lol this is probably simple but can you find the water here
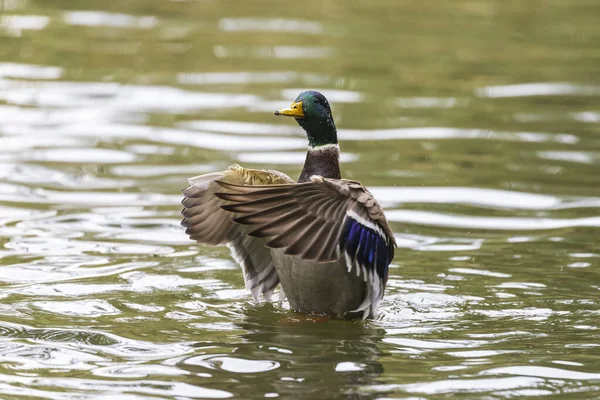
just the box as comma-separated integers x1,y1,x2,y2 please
0,0,599,398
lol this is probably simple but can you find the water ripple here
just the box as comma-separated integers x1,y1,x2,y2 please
371,186,599,210
219,18,323,34
392,376,545,395
0,373,232,398
476,82,600,98
63,11,157,29
1,1,599,398
482,366,600,380
387,210,600,230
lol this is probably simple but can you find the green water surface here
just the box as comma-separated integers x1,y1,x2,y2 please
0,0,599,398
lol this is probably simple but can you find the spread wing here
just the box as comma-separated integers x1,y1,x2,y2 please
181,164,294,300
216,175,396,316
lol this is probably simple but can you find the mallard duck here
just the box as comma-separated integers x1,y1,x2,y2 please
181,91,395,319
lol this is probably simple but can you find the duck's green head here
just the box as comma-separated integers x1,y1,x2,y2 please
275,91,337,148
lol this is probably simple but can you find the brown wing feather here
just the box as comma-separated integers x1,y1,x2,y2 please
215,175,396,263
181,164,294,300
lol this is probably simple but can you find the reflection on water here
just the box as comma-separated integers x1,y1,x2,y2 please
0,0,599,398
181,310,386,398
476,83,600,98
63,11,157,29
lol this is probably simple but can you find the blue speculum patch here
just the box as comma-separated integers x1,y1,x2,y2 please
340,216,392,281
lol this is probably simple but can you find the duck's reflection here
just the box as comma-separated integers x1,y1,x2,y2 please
183,305,386,399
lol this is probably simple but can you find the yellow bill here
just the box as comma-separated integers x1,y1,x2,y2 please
275,101,304,118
